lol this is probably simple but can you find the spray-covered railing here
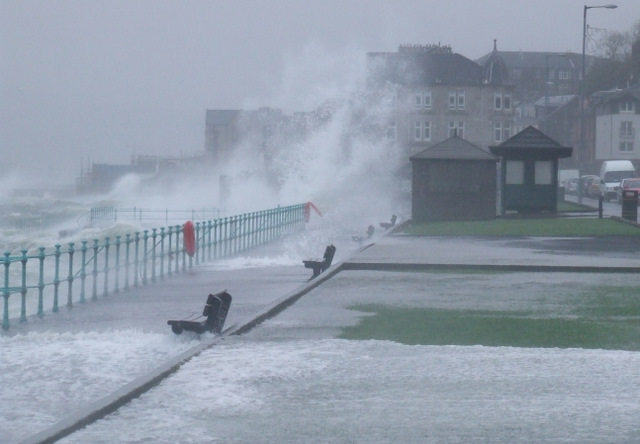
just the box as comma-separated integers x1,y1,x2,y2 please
1,203,306,329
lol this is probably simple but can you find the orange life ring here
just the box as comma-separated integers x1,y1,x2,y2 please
183,221,196,257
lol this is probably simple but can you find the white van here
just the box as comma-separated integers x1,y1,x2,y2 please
600,160,637,201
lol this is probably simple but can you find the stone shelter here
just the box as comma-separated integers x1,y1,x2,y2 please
410,134,499,222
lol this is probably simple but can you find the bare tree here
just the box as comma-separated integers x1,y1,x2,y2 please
596,30,630,61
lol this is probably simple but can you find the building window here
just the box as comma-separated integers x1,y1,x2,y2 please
506,160,524,185
415,90,431,110
423,121,431,141
560,70,570,80
620,100,635,112
503,121,512,141
535,161,553,185
457,91,465,110
620,121,634,139
494,122,502,142
620,141,634,152
449,90,464,110
413,121,431,141
386,121,397,140
449,121,464,138
503,93,512,110
494,92,502,110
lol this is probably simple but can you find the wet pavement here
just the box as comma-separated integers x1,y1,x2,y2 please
346,234,640,270
8,231,640,444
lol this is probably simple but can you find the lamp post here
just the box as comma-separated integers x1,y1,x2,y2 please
579,3,617,203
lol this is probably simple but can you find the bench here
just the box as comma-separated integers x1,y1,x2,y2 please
303,244,336,279
167,290,232,335
380,214,397,230
352,225,375,243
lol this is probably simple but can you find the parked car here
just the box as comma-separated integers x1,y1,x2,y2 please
584,176,602,199
580,175,599,198
616,178,640,204
564,177,579,195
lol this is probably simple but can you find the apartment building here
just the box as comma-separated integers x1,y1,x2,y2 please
593,83,640,163
366,42,516,159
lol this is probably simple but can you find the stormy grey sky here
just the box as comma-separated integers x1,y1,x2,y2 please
1,0,639,186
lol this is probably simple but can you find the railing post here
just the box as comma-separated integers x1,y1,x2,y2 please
67,243,75,307
103,236,110,296
124,234,131,291
114,235,121,293
223,217,229,258
38,247,46,315
178,224,185,272
213,220,219,260
3,251,10,330
232,216,237,255
174,224,180,274
159,228,165,280
207,220,213,262
142,230,149,285
79,241,87,303
151,228,157,282
194,222,201,266
53,244,61,312
167,226,173,277
241,214,247,252
91,239,99,301
251,212,257,249
19,249,28,322
134,232,140,287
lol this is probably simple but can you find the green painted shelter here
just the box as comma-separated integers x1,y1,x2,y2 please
490,126,572,214
410,134,499,221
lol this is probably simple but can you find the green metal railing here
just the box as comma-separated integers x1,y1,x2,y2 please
1,203,305,329
87,207,224,227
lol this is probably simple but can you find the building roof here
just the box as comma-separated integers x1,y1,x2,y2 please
533,94,577,107
592,83,640,103
476,50,586,71
489,126,573,158
205,109,241,126
367,44,486,87
410,134,499,161
483,40,510,85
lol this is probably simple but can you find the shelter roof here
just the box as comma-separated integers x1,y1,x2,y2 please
410,135,498,161
489,126,572,158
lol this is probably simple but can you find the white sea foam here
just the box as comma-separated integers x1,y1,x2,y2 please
0,329,199,443
58,339,640,443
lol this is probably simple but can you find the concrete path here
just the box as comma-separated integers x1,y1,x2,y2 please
344,234,640,272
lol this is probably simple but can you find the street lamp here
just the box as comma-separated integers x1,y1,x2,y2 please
578,3,617,203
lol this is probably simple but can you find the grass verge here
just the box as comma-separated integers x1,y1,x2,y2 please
339,304,640,350
339,284,640,350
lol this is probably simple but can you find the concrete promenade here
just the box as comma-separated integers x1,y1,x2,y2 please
345,233,640,272
16,230,640,444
